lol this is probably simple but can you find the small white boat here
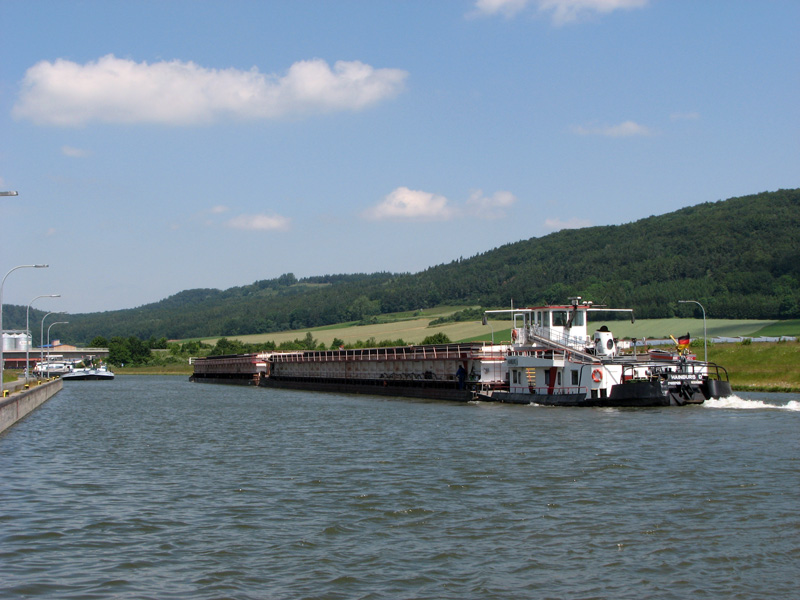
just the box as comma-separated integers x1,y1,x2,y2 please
61,364,115,381
34,356,81,376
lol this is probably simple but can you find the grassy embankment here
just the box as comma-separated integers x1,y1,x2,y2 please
704,342,800,392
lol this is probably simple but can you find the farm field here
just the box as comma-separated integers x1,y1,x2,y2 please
197,313,786,348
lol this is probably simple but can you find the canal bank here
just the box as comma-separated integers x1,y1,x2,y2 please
0,378,62,434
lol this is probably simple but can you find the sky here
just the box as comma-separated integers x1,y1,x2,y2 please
1,0,798,314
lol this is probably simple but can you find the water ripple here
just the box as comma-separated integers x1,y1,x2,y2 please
0,378,798,598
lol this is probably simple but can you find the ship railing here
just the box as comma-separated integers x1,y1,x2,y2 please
618,359,729,382
704,362,730,381
513,326,596,363
527,385,588,396
268,343,486,364
528,325,588,350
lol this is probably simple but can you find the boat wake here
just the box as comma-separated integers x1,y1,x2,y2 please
703,396,800,411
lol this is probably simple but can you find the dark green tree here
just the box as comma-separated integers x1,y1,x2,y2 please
421,332,452,345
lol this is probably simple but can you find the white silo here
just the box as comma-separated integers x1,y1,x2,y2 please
1,333,16,351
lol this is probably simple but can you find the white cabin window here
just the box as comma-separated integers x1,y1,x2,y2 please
553,311,568,327
571,370,579,385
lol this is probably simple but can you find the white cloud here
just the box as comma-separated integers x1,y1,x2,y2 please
13,54,408,127
226,213,291,231
571,120,653,137
61,145,89,157
471,0,531,18
364,187,519,222
465,189,517,218
544,216,592,231
210,205,230,214
471,0,648,24
363,187,454,221
539,0,648,24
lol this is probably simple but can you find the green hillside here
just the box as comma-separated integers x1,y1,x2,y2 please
7,188,800,345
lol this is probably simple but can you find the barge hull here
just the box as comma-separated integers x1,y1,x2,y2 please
190,374,258,386
260,376,474,402
480,390,677,407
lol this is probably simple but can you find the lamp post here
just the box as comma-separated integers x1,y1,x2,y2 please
482,313,495,344
26,294,60,382
40,312,56,372
47,321,69,362
1,264,49,396
678,300,707,362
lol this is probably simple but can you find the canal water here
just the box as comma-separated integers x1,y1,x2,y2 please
1,377,798,599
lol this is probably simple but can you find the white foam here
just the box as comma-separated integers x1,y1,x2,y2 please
703,396,800,411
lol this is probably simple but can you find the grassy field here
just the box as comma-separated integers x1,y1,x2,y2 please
112,364,194,376
196,315,785,348
706,341,800,392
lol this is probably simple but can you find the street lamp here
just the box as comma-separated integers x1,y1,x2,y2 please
678,300,707,362
40,312,56,371
482,313,495,344
47,321,69,362
26,294,60,382
1,264,49,396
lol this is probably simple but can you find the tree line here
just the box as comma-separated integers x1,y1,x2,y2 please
9,188,800,345
98,332,454,367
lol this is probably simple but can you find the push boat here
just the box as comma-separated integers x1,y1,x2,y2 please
190,298,732,406
473,299,731,406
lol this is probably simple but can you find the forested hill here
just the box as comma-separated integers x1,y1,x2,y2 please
11,188,799,344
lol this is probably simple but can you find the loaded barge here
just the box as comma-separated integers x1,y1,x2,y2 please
190,298,732,407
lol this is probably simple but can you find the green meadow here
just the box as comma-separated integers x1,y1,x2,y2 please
197,313,790,349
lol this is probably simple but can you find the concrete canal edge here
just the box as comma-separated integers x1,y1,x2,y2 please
0,379,63,435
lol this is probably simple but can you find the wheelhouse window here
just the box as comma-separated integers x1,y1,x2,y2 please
552,311,568,327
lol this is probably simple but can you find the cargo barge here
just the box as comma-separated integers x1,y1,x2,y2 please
190,343,492,401
190,297,732,406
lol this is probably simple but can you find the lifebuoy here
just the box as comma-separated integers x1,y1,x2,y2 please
592,369,603,383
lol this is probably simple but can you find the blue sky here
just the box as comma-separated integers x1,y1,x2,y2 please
1,0,798,314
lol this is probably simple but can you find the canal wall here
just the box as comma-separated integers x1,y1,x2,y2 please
0,379,63,434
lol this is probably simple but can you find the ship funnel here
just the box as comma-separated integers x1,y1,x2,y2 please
593,329,617,357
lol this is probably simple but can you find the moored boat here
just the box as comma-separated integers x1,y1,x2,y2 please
61,362,115,381
34,356,80,377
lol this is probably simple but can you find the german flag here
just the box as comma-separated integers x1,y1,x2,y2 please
670,333,691,353
677,333,690,351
